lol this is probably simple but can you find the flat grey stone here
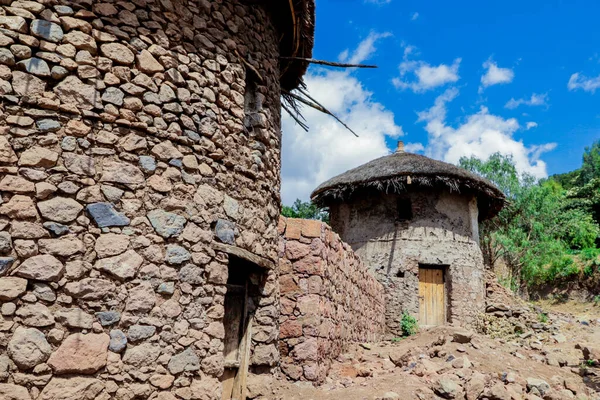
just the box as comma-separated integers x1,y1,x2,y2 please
43,222,70,237
17,57,51,77
169,159,183,168
86,203,130,228
0,232,12,254
184,130,200,142
139,155,156,172
165,244,191,265
31,282,56,302
31,20,64,42
36,119,61,132
215,219,236,245
51,65,68,80
167,348,200,374
127,325,156,342
61,136,77,151
95,311,120,326
101,87,124,106
0,48,15,66
157,282,175,295
147,209,186,238
54,5,74,15
0,257,14,276
109,329,127,353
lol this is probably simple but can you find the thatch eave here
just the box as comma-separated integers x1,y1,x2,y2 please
310,152,506,220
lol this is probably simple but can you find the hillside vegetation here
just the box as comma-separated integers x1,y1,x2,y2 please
461,141,600,292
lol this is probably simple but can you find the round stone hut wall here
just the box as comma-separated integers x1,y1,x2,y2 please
329,189,486,336
0,0,282,398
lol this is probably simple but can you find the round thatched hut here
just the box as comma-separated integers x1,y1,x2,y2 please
0,0,313,398
311,143,505,335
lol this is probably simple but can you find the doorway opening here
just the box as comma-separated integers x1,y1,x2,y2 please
418,264,448,327
221,255,262,400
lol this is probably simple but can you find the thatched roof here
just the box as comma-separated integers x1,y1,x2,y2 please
273,0,316,91
311,147,506,220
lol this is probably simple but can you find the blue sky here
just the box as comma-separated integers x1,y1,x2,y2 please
280,0,600,204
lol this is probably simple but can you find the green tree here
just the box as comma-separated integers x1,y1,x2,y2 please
282,199,329,223
580,140,600,185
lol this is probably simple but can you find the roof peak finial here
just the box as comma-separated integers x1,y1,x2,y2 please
396,140,405,153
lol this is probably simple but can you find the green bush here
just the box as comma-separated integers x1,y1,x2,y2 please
545,255,579,282
400,311,418,337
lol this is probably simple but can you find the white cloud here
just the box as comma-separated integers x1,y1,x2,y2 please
340,32,391,65
568,72,600,93
411,12,419,21
404,142,425,153
281,37,403,204
417,88,555,179
393,57,461,93
525,122,538,130
504,93,549,109
479,58,514,92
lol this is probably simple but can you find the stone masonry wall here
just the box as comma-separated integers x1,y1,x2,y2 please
330,190,486,336
278,217,385,384
0,0,283,399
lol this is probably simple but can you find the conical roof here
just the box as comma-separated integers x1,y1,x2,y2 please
310,144,505,220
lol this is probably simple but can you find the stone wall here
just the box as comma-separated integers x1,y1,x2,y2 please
278,217,385,384
0,0,283,398
329,190,486,336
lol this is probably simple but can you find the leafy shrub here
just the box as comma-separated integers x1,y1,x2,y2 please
400,311,418,337
545,255,579,282
538,312,548,323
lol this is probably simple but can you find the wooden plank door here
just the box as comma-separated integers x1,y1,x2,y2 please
418,268,445,326
222,283,248,400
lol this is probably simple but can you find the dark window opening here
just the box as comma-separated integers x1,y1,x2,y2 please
243,74,262,130
397,197,413,221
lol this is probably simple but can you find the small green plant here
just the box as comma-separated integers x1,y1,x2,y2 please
593,295,600,306
538,312,549,324
400,311,418,337
391,337,403,343
586,359,595,367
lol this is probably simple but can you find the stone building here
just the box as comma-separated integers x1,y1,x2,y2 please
0,0,313,399
311,143,505,336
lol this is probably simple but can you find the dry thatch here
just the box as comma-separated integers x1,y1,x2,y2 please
274,0,316,91
311,151,506,220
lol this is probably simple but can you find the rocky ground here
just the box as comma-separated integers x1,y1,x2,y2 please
252,278,600,400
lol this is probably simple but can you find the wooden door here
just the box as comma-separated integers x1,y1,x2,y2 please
221,283,251,400
418,267,445,326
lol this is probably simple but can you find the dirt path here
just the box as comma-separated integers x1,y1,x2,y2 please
260,303,600,400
